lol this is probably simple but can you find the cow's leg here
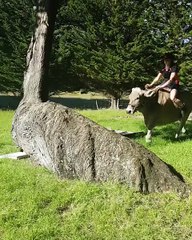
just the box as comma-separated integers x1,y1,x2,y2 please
145,129,152,143
181,127,186,134
175,113,190,139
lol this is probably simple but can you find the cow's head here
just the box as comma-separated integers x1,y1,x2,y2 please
126,87,145,114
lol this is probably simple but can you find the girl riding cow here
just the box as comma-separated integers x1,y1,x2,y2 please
145,53,185,110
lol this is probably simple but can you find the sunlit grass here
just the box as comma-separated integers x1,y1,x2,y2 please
0,110,18,154
80,109,145,132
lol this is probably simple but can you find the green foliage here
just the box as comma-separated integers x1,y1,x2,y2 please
1,110,192,239
55,0,192,96
0,0,35,94
0,0,191,95
56,0,156,98
180,60,192,88
145,0,192,86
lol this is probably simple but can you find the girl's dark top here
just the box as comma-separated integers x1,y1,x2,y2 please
160,65,180,89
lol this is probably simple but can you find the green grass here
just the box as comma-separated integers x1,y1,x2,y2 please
1,109,192,240
80,109,145,132
0,110,18,154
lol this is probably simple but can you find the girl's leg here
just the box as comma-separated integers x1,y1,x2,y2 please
170,89,177,101
170,89,184,108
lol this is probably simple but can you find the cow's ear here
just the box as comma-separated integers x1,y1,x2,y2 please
132,87,142,94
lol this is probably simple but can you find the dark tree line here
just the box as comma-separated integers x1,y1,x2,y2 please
0,0,35,95
0,0,191,104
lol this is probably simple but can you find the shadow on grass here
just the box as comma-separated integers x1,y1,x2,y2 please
118,131,145,139
148,121,192,142
123,120,192,143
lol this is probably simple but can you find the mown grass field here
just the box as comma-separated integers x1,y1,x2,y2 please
1,109,192,240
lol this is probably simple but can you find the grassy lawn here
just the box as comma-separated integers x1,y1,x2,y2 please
1,109,192,240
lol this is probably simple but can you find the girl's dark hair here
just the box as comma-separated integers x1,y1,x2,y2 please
163,53,175,61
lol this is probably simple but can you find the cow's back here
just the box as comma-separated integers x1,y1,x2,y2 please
144,90,181,128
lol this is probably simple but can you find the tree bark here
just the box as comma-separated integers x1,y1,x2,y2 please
12,0,189,194
23,0,58,103
110,97,120,109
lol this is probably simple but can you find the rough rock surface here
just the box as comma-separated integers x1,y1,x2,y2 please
12,100,188,194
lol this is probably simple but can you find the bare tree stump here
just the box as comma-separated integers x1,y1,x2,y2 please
12,0,189,194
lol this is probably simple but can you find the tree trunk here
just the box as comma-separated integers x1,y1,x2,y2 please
110,97,120,109
23,0,58,103
12,0,189,194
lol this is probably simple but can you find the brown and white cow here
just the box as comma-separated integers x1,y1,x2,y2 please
126,87,192,142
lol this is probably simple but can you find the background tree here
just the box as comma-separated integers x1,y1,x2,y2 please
145,0,192,87
0,0,35,94
54,0,192,106
0,0,191,97
56,0,157,108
